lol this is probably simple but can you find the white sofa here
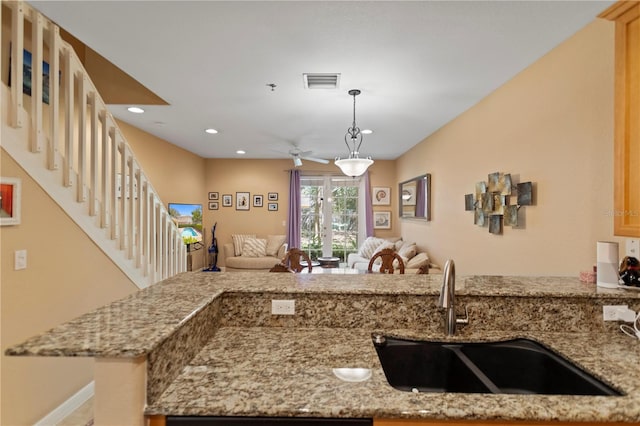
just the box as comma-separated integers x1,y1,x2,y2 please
223,234,288,271
347,236,440,273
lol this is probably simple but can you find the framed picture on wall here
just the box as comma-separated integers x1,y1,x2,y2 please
208,192,219,200
373,211,391,229
268,192,278,201
253,194,263,207
222,194,232,207
268,203,278,211
236,192,250,210
208,202,219,210
0,177,21,226
372,187,390,205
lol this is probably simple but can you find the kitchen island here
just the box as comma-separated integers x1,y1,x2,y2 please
6,272,640,425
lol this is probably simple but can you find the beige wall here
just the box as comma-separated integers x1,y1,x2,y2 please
0,152,137,425
397,19,624,275
204,159,397,266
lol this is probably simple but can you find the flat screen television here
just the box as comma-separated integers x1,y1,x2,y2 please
168,203,203,245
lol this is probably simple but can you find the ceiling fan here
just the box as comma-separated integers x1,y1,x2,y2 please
285,148,329,167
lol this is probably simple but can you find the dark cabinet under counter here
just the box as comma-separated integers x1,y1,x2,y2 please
167,417,372,425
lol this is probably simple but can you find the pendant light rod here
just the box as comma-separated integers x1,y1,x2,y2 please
345,89,363,156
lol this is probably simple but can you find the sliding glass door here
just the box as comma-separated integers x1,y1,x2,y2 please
300,175,360,264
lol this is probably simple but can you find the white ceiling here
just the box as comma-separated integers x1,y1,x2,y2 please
31,1,613,162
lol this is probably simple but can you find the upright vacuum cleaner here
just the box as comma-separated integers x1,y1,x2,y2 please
203,222,221,272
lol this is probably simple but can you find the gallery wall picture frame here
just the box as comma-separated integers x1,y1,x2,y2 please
268,192,278,201
208,202,219,210
236,192,250,210
373,211,391,229
208,192,219,201
0,177,22,226
372,187,391,205
253,195,264,207
8,46,54,104
222,194,232,207
268,203,278,211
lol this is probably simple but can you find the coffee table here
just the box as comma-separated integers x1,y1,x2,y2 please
317,257,340,268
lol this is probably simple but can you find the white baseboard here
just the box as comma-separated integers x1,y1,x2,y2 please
33,381,94,426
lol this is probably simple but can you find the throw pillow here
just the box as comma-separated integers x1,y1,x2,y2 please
232,234,256,256
385,236,402,244
407,252,429,269
393,255,409,269
358,237,386,258
398,243,417,260
241,238,267,257
265,235,286,257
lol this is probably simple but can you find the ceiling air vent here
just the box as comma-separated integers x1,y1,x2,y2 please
303,73,341,89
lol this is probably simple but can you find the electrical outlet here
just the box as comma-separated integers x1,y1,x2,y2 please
603,305,628,321
271,299,295,315
626,239,639,258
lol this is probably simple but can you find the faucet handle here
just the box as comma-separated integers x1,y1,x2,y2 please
456,305,469,327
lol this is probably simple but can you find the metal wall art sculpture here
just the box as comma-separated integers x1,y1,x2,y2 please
464,172,534,235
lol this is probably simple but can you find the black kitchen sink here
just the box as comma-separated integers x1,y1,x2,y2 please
371,336,491,393
372,335,623,396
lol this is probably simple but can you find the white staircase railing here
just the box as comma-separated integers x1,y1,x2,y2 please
1,0,187,288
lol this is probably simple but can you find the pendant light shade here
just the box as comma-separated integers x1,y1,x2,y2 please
334,89,374,177
335,157,374,177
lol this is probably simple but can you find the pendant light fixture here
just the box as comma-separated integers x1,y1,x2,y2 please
335,89,374,177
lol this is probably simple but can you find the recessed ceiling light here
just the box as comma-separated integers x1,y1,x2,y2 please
361,129,373,135
127,106,144,114
236,150,246,155
205,128,218,134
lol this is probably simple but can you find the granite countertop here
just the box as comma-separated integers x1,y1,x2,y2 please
6,272,640,422
147,326,640,422
6,272,640,358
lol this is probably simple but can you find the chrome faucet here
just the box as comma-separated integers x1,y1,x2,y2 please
438,259,467,335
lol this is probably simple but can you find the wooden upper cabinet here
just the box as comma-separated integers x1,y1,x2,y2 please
600,1,640,237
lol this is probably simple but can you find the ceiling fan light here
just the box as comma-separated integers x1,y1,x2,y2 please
293,156,303,167
335,158,374,177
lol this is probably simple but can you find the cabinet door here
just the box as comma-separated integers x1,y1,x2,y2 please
601,1,640,237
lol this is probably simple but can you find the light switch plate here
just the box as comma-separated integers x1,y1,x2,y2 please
14,249,27,270
626,239,639,258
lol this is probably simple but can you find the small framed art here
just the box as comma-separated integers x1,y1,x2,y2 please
268,203,278,211
0,177,21,226
222,194,232,207
236,192,250,210
208,192,219,201
373,211,391,229
372,187,390,205
268,192,278,201
253,194,263,207
208,201,219,210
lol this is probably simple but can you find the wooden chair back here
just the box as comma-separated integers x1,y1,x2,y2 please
417,263,429,274
367,248,405,274
280,248,312,273
269,263,293,273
